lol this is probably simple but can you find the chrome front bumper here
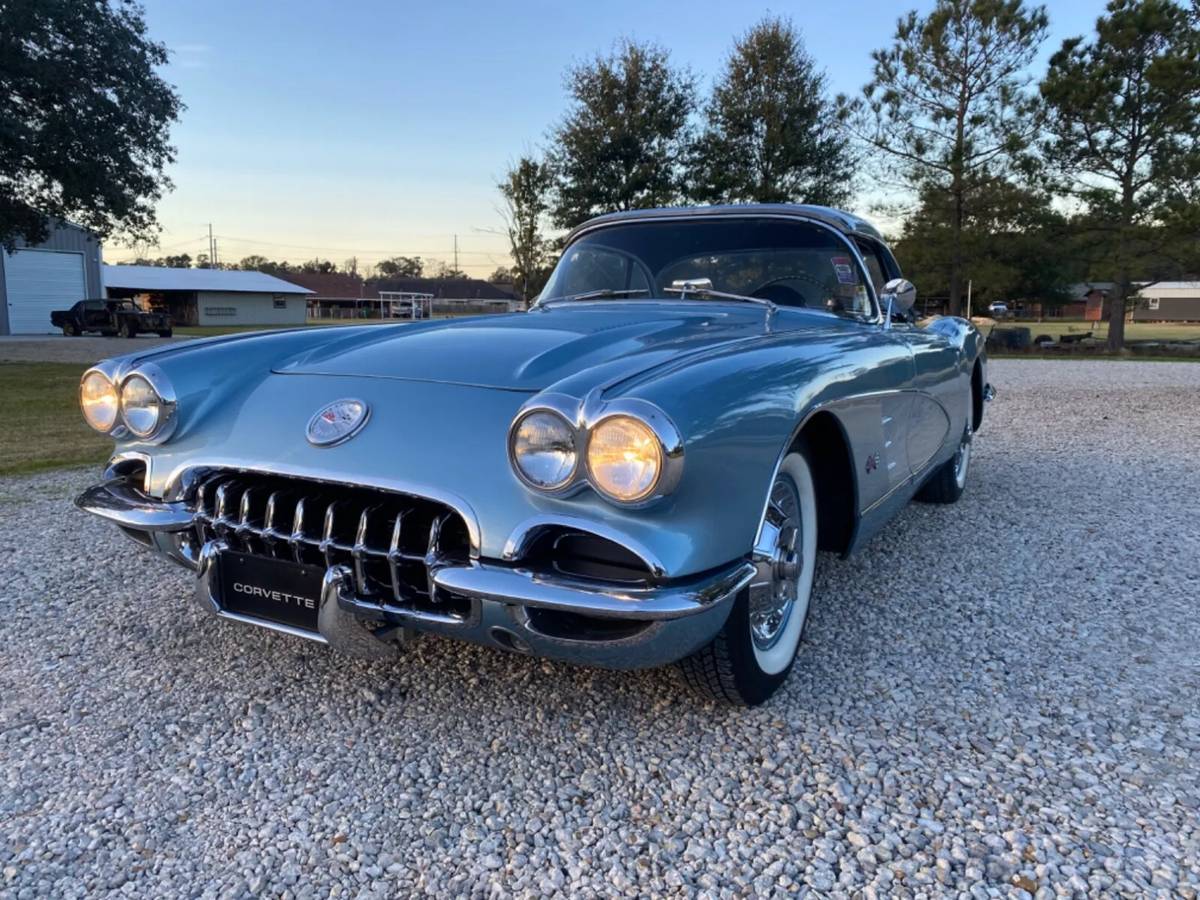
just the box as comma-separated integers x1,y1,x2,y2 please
76,477,750,668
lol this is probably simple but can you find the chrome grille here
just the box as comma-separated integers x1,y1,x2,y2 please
186,471,472,620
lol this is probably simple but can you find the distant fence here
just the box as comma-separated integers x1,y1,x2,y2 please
308,297,521,320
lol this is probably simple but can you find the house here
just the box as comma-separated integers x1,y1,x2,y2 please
283,271,369,319
103,265,313,326
368,276,517,315
0,221,104,334
1132,283,1200,322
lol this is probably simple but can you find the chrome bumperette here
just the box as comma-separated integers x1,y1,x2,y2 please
433,560,754,622
75,478,194,532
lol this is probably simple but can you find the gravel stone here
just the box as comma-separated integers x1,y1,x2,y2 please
2,359,1199,897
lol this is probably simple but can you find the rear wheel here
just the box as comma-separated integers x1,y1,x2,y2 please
679,449,819,706
62,321,78,336
118,319,135,338
157,329,173,338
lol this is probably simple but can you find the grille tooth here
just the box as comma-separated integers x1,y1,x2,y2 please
189,471,471,620
290,496,309,564
352,505,381,597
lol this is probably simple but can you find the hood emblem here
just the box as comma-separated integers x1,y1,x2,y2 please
306,399,370,447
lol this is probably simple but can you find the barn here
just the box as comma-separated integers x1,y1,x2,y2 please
0,221,103,335
103,265,313,326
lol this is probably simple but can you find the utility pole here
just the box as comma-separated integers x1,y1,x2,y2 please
453,234,459,275
207,223,214,268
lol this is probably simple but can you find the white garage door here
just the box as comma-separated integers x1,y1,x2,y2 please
4,249,87,334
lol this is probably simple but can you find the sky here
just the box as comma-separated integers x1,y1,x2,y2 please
113,0,1112,276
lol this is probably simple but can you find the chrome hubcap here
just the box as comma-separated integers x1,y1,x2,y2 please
749,475,802,650
954,427,972,488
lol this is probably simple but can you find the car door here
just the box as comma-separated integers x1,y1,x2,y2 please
82,300,107,330
855,237,960,476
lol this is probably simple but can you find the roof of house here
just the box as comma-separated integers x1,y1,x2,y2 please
284,271,367,299
103,264,312,294
368,276,515,300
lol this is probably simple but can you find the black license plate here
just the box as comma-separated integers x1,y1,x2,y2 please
218,551,325,632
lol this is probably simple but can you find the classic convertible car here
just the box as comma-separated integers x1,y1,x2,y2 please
76,205,990,705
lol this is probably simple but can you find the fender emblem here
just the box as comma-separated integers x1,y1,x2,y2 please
307,398,370,447
865,453,879,474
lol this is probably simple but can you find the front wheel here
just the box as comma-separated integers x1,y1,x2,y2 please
117,320,135,338
61,322,78,336
679,449,819,706
915,425,971,504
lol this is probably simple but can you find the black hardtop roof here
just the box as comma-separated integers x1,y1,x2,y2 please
566,204,884,244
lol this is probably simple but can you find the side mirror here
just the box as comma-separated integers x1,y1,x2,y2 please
880,278,916,326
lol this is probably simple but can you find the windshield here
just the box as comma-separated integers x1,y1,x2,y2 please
541,218,877,318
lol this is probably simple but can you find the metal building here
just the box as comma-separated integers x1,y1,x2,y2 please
0,221,104,335
103,265,313,326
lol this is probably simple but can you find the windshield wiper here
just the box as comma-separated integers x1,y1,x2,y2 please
662,278,775,311
549,288,650,303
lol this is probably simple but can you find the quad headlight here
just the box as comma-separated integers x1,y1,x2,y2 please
508,401,683,505
79,364,177,442
80,370,120,433
586,415,663,503
509,410,578,490
120,374,164,438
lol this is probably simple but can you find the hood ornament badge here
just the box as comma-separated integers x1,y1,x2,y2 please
306,398,370,447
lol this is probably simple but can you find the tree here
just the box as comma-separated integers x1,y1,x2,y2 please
549,40,697,229
499,156,554,302
375,256,424,278
1040,0,1200,350
298,258,337,274
892,178,1072,311
489,266,515,283
690,18,855,206
430,261,468,279
0,0,182,250
839,0,1049,315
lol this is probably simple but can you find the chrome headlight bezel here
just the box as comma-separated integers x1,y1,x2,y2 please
79,367,121,434
507,396,684,508
507,406,580,493
118,362,178,442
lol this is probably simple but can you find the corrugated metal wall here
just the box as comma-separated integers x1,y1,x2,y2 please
0,221,103,335
195,292,308,325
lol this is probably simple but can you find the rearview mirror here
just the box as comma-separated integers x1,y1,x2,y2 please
880,278,916,326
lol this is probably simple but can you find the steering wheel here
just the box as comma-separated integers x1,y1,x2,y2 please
751,273,828,308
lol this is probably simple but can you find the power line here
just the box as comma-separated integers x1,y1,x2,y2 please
210,233,504,256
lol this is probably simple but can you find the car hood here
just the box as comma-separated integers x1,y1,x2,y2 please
274,303,788,391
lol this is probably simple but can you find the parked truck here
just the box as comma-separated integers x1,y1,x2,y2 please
51,299,173,337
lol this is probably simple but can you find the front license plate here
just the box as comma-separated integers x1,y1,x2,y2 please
218,551,325,632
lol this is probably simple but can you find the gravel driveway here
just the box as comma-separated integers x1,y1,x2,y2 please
2,359,1198,898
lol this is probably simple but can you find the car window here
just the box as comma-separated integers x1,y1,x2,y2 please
853,238,889,294
542,219,876,319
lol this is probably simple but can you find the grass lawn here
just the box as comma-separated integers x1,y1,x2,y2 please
2,362,110,477
992,320,1200,342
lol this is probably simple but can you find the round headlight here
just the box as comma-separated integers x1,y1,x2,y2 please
587,415,663,502
120,374,163,438
80,370,119,433
510,410,577,490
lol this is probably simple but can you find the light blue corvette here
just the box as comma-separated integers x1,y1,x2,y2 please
76,205,991,705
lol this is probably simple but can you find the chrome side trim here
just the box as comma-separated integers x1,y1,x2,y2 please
433,559,754,621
